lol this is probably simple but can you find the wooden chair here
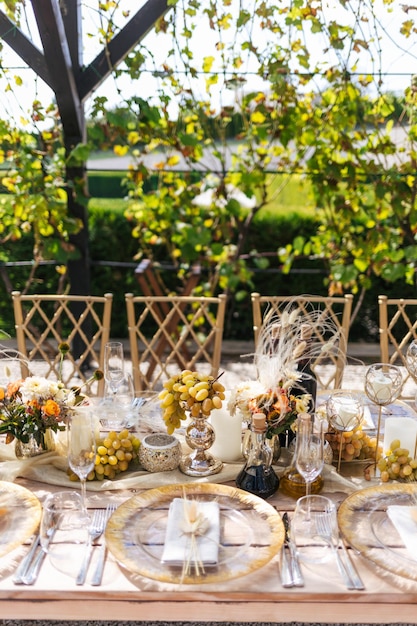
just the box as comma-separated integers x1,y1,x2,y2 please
251,293,354,390
378,295,417,398
11,291,113,395
126,293,227,391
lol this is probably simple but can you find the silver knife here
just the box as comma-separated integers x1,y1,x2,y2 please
282,512,304,587
13,534,41,585
280,542,294,587
21,527,55,585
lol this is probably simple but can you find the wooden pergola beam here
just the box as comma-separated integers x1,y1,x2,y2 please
31,0,84,142
0,11,51,87
78,0,171,101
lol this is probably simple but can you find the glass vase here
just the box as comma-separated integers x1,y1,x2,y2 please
15,429,56,459
179,412,223,476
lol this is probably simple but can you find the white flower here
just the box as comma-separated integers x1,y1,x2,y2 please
228,380,266,418
20,376,52,400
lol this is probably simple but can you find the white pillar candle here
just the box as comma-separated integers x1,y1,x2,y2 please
383,417,417,456
210,407,243,463
332,398,359,431
371,374,393,403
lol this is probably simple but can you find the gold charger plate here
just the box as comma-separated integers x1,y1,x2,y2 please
0,481,42,558
338,483,417,582
105,482,284,585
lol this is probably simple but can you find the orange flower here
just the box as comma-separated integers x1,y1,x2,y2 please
272,390,290,414
42,399,61,417
6,379,23,397
0,387,4,401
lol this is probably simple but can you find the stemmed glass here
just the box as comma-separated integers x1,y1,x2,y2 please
405,340,417,406
364,363,403,470
294,414,324,497
67,408,97,514
104,341,125,394
326,391,364,473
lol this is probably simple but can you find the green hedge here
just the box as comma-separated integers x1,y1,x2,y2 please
1,205,415,341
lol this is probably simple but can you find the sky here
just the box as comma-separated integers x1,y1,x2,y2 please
0,0,416,129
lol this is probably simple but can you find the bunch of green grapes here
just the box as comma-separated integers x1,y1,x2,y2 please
158,369,226,434
378,439,417,482
325,425,379,462
68,429,140,482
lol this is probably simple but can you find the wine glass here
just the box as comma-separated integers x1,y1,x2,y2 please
405,340,417,406
364,363,403,470
101,372,135,430
326,391,364,472
67,408,97,513
406,340,417,379
294,414,324,497
40,491,89,579
104,341,125,394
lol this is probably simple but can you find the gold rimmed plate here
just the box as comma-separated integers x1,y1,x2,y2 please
339,483,417,581
0,481,42,558
105,482,284,584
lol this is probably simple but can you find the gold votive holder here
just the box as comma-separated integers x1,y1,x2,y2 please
139,433,182,472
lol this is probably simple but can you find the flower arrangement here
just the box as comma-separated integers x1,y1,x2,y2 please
0,342,103,447
228,379,310,438
0,376,79,446
228,303,342,439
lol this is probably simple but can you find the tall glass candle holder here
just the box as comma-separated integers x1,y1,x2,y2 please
326,391,364,472
364,363,403,470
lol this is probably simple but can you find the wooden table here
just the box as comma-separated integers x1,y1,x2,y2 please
0,474,416,625
0,394,416,624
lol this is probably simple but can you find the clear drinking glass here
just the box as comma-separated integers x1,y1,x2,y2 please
40,491,89,578
292,494,337,564
67,408,96,513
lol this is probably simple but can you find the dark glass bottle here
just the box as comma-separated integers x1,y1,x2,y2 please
236,413,279,499
293,323,317,412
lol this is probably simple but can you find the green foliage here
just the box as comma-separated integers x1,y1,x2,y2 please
0,0,417,315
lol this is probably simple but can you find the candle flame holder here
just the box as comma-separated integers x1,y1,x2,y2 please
326,391,364,473
364,363,403,471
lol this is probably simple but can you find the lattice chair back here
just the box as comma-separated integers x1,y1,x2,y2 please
378,295,417,399
125,293,227,391
251,293,354,390
11,291,113,395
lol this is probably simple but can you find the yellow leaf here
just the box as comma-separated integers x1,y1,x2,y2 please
251,111,266,124
14,75,23,86
127,131,140,145
114,145,129,156
202,56,215,72
167,155,180,167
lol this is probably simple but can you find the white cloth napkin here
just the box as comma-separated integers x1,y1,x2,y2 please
387,505,417,561
161,498,220,567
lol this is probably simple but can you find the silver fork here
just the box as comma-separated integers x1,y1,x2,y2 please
76,508,107,586
315,513,360,590
90,504,116,586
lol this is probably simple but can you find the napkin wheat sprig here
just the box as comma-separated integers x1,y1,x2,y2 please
179,488,211,578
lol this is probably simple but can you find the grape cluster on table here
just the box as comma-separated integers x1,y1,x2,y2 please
377,439,417,482
158,369,226,434
68,429,140,482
